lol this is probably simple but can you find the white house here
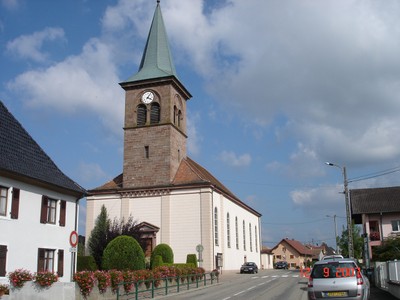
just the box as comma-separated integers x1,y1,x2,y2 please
0,101,86,284
86,2,262,271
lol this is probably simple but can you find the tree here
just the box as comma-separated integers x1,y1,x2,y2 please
87,205,110,269
102,235,145,270
372,236,400,261
337,223,364,259
107,216,144,250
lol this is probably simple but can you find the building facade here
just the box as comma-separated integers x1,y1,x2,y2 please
351,186,400,262
86,2,262,271
0,101,85,284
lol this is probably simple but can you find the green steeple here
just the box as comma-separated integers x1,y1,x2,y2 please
123,1,178,83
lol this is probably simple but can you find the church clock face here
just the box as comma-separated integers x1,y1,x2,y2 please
141,91,154,104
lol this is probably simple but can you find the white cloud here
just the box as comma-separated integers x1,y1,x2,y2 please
187,111,202,157
8,38,124,135
6,27,65,62
219,150,252,167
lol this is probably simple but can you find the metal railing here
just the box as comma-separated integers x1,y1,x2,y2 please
116,272,219,300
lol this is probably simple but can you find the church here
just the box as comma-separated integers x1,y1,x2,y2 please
85,1,262,271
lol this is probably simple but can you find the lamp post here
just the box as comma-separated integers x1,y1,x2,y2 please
326,214,338,254
326,162,354,258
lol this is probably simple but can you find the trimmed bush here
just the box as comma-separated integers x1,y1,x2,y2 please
186,254,198,268
102,235,145,270
77,256,98,271
152,255,163,269
150,244,173,269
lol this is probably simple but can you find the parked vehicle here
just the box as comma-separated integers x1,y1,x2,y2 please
275,261,289,269
240,262,258,274
307,258,370,300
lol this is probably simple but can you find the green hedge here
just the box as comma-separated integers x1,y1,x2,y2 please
150,244,173,268
102,235,145,270
186,254,198,268
77,256,97,271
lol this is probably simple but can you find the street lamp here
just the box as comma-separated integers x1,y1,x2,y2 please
325,162,354,258
326,214,338,254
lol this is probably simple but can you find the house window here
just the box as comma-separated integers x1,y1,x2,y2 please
249,223,253,252
0,186,8,216
40,196,57,224
255,226,258,253
235,217,239,249
243,220,246,251
137,104,147,126
150,103,160,124
290,255,294,259
227,213,231,248
214,207,219,246
145,146,149,159
37,248,55,272
0,245,7,276
391,220,400,232
276,255,282,260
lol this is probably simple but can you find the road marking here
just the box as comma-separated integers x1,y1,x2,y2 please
233,290,245,296
262,275,269,278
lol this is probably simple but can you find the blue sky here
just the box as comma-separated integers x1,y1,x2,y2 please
2,0,400,249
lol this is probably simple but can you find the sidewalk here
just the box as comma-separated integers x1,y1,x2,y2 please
370,286,399,300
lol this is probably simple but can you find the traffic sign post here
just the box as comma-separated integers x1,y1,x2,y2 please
69,231,78,281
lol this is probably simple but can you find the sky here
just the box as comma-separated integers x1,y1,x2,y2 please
2,0,400,250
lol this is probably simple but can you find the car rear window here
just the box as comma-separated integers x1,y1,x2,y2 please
311,262,359,279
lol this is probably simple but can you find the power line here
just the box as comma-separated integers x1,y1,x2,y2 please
349,165,400,183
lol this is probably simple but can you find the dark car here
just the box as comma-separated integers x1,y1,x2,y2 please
240,262,258,274
275,261,289,269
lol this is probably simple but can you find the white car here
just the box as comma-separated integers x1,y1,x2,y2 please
308,259,370,300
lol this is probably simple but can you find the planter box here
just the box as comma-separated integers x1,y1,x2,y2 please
9,282,75,300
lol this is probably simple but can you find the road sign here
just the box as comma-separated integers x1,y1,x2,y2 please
69,231,78,247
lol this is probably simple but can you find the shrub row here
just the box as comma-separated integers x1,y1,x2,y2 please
73,266,206,297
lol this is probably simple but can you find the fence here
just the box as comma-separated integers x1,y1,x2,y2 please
116,272,219,300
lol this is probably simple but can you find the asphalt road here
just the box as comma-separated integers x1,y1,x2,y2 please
156,269,398,300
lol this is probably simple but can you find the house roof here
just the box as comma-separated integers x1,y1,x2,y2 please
122,2,177,84
89,157,261,217
271,238,314,256
350,186,400,214
0,101,86,197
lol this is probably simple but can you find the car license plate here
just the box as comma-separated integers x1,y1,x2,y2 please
324,291,348,297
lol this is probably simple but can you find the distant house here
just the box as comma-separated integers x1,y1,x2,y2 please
305,242,336,261
0,101,85,283
351,186,400,261
271,238,313,268
260,247,274,269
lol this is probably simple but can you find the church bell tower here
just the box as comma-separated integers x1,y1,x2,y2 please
120,1,192,189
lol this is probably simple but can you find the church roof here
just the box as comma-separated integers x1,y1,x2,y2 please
89,157,261,217
123,2,177,83
0,101,86,197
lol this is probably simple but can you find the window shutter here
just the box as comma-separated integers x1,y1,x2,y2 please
59,200,66,227
150,103,160,124
137,105,147,126
40,196,48,224
57,250,64,277
37,248,45,272
0,245,7,276
11,188,20,219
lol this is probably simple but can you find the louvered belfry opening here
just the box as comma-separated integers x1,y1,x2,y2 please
137,104,147,126
150,103,160,124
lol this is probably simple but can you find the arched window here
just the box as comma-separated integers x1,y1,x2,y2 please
177,110,181,127
150,103,160,124
214,207,219,246
243,220,246,251
137,104,147,126
173,106,177,124
227,213,231,248
235,217,239,249
255,226,258,253
249,223,253,252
